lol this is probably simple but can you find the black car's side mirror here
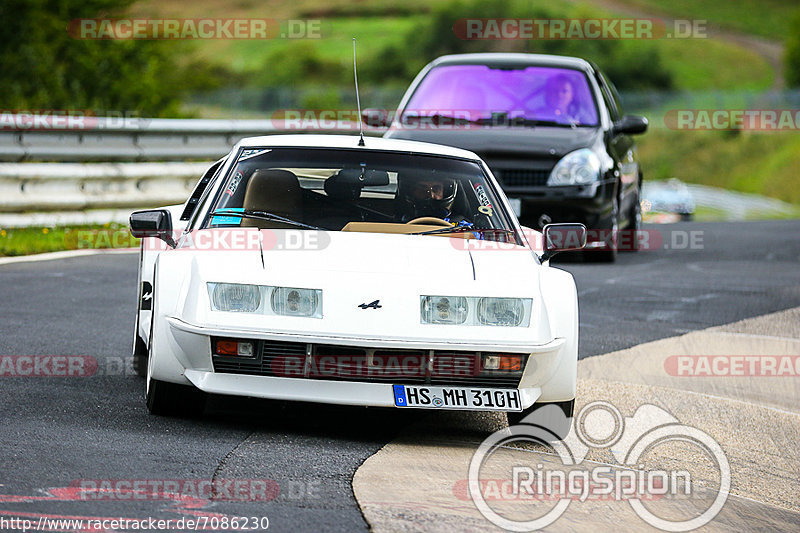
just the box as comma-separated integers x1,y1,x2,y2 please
613,115,648,135
540,223,587,262
130,209,176,247
362,108,389,128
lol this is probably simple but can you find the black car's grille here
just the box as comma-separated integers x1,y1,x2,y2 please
211,339,524,389
494,168,550,187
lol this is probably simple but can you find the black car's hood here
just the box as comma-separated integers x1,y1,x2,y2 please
385,125,602,158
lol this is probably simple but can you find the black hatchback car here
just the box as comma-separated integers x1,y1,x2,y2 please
377,53,648,261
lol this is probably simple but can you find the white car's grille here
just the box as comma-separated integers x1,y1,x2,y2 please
211,339,525,389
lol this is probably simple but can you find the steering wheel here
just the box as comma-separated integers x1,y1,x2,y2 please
407,217,452,227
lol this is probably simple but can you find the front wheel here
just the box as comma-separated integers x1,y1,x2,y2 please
506,399,575,441
132,333,148,378
622,193,642,252
146,377,207,417
145,282,207,417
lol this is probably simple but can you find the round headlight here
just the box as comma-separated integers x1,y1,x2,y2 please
421,296,468,324
477,297,524,327
548,148,601,186
211,283,261,312
271,287,321,317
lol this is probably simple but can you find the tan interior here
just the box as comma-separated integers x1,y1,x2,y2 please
340,222,473,239
241,169,302,228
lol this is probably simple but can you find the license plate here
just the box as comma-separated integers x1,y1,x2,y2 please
393,385,521,411
507,198,522,217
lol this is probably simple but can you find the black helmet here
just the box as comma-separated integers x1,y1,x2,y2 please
397,173,458,221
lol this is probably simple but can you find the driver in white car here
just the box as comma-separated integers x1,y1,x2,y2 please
395,174,467,225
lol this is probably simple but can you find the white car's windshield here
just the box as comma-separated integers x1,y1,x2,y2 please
204,147,519,243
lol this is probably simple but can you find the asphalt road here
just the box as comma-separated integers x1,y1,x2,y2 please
0,220,798,531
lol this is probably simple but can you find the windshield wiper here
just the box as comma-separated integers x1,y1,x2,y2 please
481,117,581,129
411,224,515,237
403,113,480,126
211,209,327,230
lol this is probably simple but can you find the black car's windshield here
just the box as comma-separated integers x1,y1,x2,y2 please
204,147,519,244
403,64,599,127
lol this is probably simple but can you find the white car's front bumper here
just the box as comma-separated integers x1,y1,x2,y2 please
151,317,567,411
184,370,543,410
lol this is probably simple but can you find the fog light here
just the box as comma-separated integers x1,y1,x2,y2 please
482,354,522,372
215,338,254,357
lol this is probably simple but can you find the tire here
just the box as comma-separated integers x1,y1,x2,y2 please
622,193,642,253
144,278,207,417
506,399,575,441
146,377,207,418
132,332,148,378
588,199,618,263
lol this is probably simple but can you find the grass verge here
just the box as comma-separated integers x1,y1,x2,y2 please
612,0,797,40
638,128,800,205
0,224,139,257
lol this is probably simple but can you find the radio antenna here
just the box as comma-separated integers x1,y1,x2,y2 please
353,38,365,147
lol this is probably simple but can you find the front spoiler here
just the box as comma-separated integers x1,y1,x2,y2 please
184,369,543,410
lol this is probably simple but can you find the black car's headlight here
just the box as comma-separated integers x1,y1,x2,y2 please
548,148,601,185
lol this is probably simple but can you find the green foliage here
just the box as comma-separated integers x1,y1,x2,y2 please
0,224,137,257
615,0,797,41
252,41,347,87
785,11,800,87
0,0,235,116
359,0,674,91
638,128,800,205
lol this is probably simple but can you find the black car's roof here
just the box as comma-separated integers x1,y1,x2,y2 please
429,53,594,72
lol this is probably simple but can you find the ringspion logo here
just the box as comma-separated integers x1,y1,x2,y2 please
469,401,730,531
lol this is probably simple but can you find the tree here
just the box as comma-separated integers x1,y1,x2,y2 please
785,11,800,87
0,0,192,116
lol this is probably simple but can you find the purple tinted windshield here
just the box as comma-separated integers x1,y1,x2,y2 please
404,65,599,126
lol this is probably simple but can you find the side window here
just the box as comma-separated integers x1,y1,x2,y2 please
180,157,225,221
594,71,620,121
601,72,624,118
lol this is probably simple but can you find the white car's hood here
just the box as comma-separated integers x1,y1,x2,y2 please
171,229,551,345
261,230,477,279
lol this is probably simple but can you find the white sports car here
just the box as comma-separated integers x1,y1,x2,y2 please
130,134,585,433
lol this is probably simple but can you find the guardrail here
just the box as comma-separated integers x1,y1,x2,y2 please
0,114,382,162
0,162,210,213
0,114,385,226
